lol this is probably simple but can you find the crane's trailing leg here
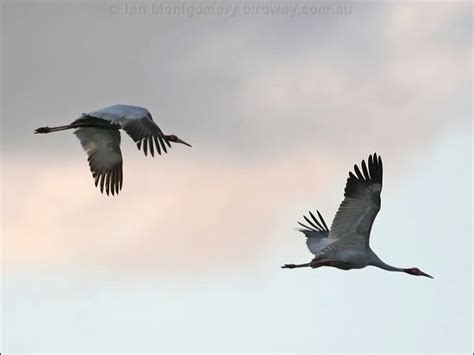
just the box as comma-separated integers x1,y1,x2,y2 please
35,125,76,134
281,259,333,269
281,262,311,269
282,259,352,270
35,117,116,134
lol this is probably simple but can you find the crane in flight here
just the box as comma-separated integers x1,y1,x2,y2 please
35,104,191,196
282,153,433,279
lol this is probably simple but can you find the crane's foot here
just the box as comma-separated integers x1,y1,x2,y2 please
281,262,311,269
34,127,51,134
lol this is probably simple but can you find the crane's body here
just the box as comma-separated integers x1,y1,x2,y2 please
282,153,433,279
89,105,152,121
316,242,371,269
35,104,191,196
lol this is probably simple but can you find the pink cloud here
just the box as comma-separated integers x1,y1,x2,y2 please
3,149,336,274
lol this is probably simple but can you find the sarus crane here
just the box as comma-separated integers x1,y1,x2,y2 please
35,104,191,195
282,153,433,279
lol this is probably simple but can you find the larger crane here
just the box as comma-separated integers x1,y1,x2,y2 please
282,153,433,279
35,104,191,195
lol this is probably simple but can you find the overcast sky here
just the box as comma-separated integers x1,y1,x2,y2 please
2,1,472,353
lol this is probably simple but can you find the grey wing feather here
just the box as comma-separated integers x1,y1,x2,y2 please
296,210,331,255
306,236,332,255
87,105,170,157
74,127,123,195
329,153,383,243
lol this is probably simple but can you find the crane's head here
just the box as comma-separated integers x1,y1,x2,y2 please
166,134,192,147
404,267,433,279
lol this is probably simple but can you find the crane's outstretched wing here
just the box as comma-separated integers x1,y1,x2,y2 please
296,210,331,255
74,127,123,196
328,153,383,244
87,105,170,157
121,115,170,157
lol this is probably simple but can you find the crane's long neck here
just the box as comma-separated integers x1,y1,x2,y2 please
369,252,405,273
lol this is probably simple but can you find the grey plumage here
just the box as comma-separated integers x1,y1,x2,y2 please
282,153,433,279
35,104,191,196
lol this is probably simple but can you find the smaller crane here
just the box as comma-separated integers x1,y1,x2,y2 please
282,153,433,279
35,104,191,195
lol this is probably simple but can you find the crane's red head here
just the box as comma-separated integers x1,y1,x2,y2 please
166,134,192,147
404,267,433,279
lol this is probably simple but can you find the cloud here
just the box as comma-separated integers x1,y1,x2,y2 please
3,2,470,160
3,148,337,273
2,2,471,274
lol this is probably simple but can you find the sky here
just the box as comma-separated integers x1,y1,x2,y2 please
1,1,472,353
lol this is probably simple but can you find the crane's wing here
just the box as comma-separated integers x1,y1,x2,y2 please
86,105,170,157
121,115,170,157
328,153,383,244
74,127,123,196
296,210,332,255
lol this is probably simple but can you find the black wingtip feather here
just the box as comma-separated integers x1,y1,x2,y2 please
303,215,319,230
105,172,111,196
297,221,313,231
149,137,155,157
91,166,124,196
317,210,329,230
143,138,148,156
344,153,383,199
154,136,162,155
99,173,105,194
159,137,168,154
297,210,330,233
308,211,325,230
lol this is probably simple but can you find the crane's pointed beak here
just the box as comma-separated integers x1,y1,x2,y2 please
176,138,192,147
421,271,434,279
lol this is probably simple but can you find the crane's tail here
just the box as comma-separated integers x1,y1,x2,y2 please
34,125,76,134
